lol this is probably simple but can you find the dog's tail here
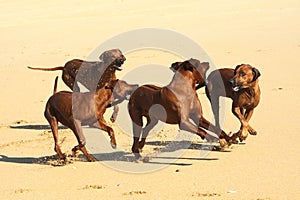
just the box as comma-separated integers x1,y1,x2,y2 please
53,76,58,94
27,66,64,71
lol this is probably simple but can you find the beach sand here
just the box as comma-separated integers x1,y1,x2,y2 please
0,0,300,199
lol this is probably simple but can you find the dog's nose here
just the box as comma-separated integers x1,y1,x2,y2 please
117,59,124,64
229,78,234,85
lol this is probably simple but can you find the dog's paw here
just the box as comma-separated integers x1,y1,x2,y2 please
248,127,257,135
219,139,228,148
87,155,97,162
57,153,67,160
110,143,117,149
110,117,116,123
232,139,239,144
133,153,143,163
143,156,150,163
110,137,117,149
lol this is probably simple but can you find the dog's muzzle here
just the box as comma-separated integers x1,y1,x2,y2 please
229,79,241,92
113,58,125,70
116,59,125,65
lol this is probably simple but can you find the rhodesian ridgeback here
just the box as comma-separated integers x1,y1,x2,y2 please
45,77,138,161
205,64,261,142
28,49,126,122
128,59,232,160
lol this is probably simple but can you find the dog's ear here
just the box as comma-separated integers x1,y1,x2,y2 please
170,62,181,72
200,62,210,72
183,62,194,72
252,68,261,81
99,51,107,61
234,64,243,75
105,85,113,90
105,79,119,90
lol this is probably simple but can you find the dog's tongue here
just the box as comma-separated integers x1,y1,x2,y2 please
232,86,240,92
117,65,123,70
125,94,131,100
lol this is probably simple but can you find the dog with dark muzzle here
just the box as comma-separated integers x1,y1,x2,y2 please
28,49,126,122
28,49,126,91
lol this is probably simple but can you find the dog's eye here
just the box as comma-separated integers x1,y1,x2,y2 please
239,72,246,77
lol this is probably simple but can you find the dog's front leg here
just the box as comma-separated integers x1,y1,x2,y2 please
179,119,208,140
110,105,119,123
231,106,249,142
244,108,257,135
72,119,97,162
92,118,117,149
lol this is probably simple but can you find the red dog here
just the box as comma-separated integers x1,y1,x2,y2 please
128,59,232,160
205,64,261,142
45,77,138,161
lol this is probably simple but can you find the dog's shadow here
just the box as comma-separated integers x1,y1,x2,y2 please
0,140,228,167
94,140,227,166
0,154,81,166
9,124,67,130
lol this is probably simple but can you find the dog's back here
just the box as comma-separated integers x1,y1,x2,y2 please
129,85,161,110
206,68,235,100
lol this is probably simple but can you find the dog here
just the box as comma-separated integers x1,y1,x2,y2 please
205,64,261,142
128,58,232,160
45,76,138,162
28,48,126,122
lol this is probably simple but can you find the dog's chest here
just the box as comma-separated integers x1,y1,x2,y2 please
238,90,259,109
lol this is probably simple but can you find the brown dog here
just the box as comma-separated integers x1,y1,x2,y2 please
28,49,126,122
28,49,126,91
128,59,232,160
205,64,261,142
45,77,138,161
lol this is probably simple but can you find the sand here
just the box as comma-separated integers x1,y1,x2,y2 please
0,0,300,199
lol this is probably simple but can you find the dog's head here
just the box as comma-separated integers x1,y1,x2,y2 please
230,64,261,92
99,49,126,71
171,58,210,87
105,79,139,100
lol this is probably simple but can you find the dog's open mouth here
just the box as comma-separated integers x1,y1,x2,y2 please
232,85,241,92
125,94,131,100
112,58,125,71
113,64,123,71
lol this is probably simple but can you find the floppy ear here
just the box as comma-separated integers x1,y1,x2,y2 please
104,79,119,90
183,62,194,72
200,62,210,72
252,68,261,81
234,64,243,75
99,51,107,61
105,85,114,90
170,62,182,71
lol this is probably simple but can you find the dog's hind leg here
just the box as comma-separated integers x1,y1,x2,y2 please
139,117,158,149
129,111,144,160
206,82,221,129
211,96,221,129
44,107,65,160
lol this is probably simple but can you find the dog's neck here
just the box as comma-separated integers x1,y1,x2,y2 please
96,66,117,89
167,70,197,93
240,80,260,100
